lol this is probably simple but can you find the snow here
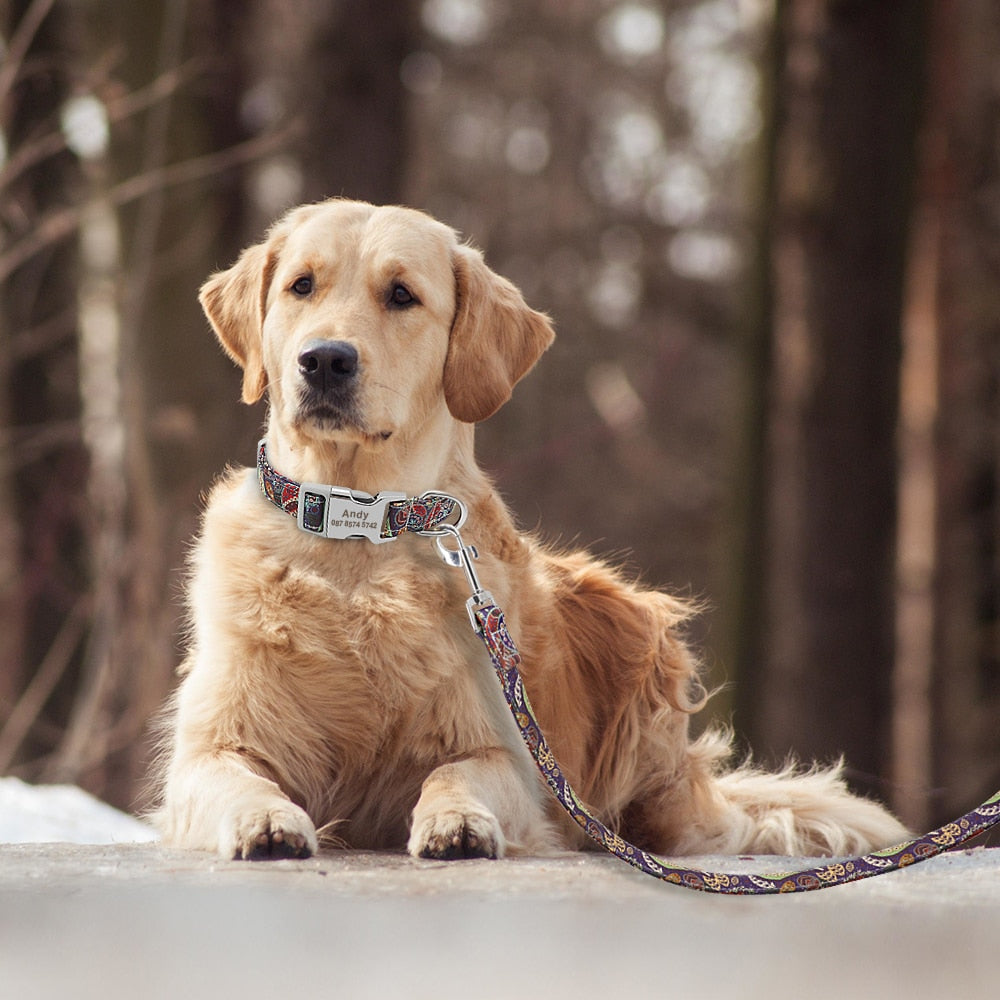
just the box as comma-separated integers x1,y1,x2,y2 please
0,776,159,845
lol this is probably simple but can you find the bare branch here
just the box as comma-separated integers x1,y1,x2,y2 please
0,0,57,103
105,59,202,124
7,304,76,361
0,596,89,774
0,420,80,469
0,123,299,283
0,59,203,193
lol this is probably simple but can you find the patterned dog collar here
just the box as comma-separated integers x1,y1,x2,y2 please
256,439,465,543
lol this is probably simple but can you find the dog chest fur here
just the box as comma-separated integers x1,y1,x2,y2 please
175,470,521,843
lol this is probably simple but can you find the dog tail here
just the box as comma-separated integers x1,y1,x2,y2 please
669,729,911,857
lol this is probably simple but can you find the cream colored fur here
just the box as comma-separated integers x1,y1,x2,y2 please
154,199,909,861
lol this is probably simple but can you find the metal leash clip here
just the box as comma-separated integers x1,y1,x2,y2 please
429,523,494,632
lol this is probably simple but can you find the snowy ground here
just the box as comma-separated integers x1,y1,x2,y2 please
0,776,158,845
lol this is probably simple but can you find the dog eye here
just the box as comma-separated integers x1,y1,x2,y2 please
290,276,313,297
388,283,418,308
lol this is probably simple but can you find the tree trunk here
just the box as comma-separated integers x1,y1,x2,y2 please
736,0,928,797
44,0,270,805
917,0,1000,825
298,0,414,206
0,0,87,767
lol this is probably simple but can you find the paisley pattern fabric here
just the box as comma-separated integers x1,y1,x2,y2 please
382,495,460,538
258,440,302,516
473,601,1000,895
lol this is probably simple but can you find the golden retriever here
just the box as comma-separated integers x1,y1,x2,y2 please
155,198,908,861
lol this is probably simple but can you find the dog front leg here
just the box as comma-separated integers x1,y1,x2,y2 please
162,750,318,861
408,747,554,859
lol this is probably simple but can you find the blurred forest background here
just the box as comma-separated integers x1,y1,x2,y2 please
1,0,997,835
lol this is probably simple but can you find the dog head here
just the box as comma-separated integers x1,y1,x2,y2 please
199,200,554,446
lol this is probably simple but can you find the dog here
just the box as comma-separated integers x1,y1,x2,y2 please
155,198,908,861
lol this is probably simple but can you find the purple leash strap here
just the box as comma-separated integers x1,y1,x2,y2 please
430,524,1000,894
255,446,1000,894
472,597,1000,894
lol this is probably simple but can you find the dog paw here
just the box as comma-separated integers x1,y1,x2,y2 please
408,807,504,860
225,802,318,861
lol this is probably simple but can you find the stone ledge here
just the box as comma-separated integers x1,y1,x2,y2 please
2,843,996,1000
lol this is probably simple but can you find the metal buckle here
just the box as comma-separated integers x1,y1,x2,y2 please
296,482,405,543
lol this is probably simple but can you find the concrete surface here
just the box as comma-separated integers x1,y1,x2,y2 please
1,843,997,999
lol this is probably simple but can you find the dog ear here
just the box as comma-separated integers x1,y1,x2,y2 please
444,244,555,424
199,241,279,405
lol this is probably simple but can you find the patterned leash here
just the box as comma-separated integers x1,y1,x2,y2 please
257,444,1000,894
435,524,1000,895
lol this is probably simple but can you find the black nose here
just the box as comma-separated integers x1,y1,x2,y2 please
298,340,359,391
